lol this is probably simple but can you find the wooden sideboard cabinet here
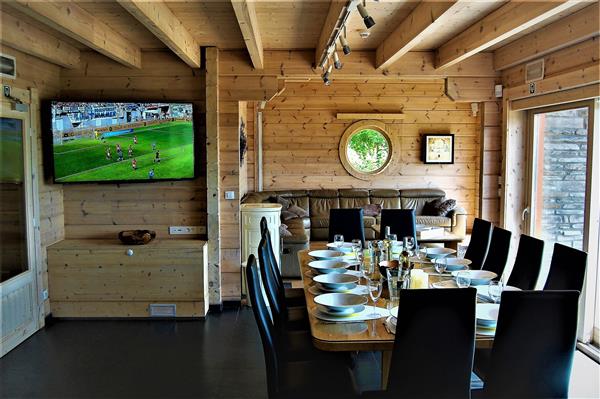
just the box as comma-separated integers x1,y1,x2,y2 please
47,239,208,318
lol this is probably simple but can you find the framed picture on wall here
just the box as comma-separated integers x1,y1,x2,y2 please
422,134,454,164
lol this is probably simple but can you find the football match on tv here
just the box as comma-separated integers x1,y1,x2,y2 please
51,102,195,183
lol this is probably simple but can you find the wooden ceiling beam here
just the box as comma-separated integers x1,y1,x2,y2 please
231,0,264,70
436,0,584,70
494,3,599,71
117,0,200,68
10,0,141,68
0,10,80,69
315,0,348,67
376,1,467,70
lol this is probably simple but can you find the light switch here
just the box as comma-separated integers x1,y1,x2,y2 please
225,191,236,200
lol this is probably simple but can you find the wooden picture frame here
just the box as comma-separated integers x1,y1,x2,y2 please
422,134,454,164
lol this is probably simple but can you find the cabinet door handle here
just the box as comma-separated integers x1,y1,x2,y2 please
521,207,530,221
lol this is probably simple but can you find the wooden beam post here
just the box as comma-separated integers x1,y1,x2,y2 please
11,0,141,68
436,0,583,70
0,10,80,69
314,0,348,67
117,0,201,68
494,3,600,71
376,1,466,70
205,47,221,304
231,0,264,70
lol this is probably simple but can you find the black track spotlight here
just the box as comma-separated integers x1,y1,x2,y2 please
340,35,351,55
322,64,333,86
357,3,375,29
333,51,343,70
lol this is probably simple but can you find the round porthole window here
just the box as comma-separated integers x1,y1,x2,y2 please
339,121,393,180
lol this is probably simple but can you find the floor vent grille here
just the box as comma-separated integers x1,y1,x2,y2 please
149,304,177,317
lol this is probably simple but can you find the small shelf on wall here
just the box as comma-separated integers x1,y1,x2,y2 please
336,113,405,121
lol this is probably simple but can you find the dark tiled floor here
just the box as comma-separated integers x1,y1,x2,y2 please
0,309,267,399
0,308,380,399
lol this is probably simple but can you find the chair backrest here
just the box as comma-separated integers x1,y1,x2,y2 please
464,218,493,270
328,208,365,246
387,288,476,399
379,208,417,243
257,236,287,330
544,243,588,292
507,235,544,290
484,290,580,399
245,255,279,398
260,217,285,296
481,226,512,277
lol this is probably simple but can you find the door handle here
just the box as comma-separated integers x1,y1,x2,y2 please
521,206,530,221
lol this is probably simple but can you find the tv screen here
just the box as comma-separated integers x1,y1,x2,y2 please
49,101,196,183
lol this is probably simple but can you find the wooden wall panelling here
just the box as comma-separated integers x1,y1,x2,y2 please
205,47,221,304
261,80,481,228
0,46,64,318
220,50,498,80
494,3,600,71
59,50,207,245
246,103,257,192
480,101,502,225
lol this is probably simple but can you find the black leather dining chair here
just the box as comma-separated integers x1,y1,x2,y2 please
464,218,493,270
259,217,305,308
544,243,588,292
481,227,512,277
328,208,365,247
506,234,544,290
378,208,417,243
246,255,356,399
257,235,308,331
367,288,477,399
476,290,579,399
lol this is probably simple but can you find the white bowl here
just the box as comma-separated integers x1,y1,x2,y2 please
308,260,351,274
317,304,365,316
308,250,345,260
476,303,500,327
444,257,472,271
313,273,358,291
314,293,368,312
452,270,497,286
420,247,456,259
326,242,354,253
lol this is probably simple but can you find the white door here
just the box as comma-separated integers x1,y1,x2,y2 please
0,100,39,357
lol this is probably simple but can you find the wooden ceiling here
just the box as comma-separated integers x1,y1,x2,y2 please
1,0,597,71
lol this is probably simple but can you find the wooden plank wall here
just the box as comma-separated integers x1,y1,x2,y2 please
260,80,482,227
0,46,63,316
59,51,207,241
480,101,502,225
218,97,241,301
246,102,257,192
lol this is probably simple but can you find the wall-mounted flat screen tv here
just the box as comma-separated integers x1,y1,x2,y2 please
49,101,196,183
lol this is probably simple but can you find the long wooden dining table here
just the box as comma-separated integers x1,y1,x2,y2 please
297,246,494,388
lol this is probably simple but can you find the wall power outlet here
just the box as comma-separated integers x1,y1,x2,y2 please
169,226,201,235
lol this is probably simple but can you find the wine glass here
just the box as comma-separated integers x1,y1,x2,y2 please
488,281,503,303
333,234,344,249
404,236,415,255
367,276,383,318
456,271,471,288
351,239,362,266
434,257,447,275
416,245,428,262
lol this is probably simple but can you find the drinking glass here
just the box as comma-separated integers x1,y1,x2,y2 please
367,277,383,318
456,271,471,288
333,234,344,248
351,239,363,266
488,281,503,303
434,257,447,275
404,236,415,255
416,245,428,262
386,268,400,312
457,245,467,259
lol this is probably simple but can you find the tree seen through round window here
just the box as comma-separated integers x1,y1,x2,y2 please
346,129,391,173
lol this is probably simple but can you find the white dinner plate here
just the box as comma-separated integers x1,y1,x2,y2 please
476,303,500,327
308,259,352,274
314,293,368,312
451,270,497,286
326,242,355,253
308,284,370,296
316,304,365,316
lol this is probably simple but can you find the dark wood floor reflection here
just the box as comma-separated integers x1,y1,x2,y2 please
0,307,380,398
